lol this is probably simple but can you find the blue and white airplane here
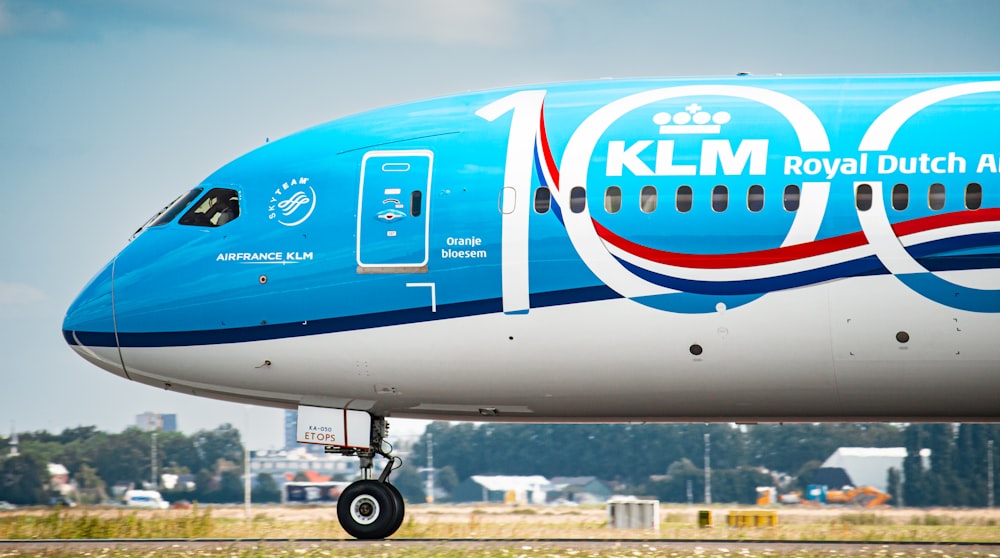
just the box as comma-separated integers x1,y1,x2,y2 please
64,74,1000,537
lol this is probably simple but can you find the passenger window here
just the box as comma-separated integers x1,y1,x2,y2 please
534,187,551,214
747,184,764,212
410,191,422,217
179,188,240,227
929,183,946,210
856,184,873,211
712,185,728,212
570,186,586,213
640,185,657,213
783,184,800,212
966,182,983,210
891,183,909,211
676,185,693,213
605,186,622,214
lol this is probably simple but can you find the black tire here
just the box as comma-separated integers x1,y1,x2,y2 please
336,480,399,539
385,482,406,535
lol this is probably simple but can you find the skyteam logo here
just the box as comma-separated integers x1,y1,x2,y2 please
268,177,316,227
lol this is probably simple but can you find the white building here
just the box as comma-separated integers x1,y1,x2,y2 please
455,475,552,504
821,447,930,491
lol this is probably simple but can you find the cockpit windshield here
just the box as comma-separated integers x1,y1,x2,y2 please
179,188,241,227
151,188,205,227
131,187,205,239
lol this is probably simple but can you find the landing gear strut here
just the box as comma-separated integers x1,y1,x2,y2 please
326,417,404,539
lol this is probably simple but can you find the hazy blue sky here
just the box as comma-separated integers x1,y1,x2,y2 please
1,0,998,450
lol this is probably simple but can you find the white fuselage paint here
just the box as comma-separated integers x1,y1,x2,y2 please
98,270,999,422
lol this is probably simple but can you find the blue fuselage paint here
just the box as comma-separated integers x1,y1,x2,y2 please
62,74,1000,421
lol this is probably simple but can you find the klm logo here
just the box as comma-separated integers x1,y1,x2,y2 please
605,105,768,177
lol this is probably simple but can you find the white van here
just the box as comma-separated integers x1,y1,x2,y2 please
122,489,169,509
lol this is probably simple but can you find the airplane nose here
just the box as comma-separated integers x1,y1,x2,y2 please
63,260,128,379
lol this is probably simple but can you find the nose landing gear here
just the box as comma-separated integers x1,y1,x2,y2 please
327,416,405,539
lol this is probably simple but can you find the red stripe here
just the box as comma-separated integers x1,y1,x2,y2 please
593,220,868,269
593,208,1000,270
538,101,560,189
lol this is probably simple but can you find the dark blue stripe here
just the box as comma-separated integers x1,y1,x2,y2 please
617,255,888,295
921,255,1000,272
114,297,503,348
64,329,116,348
531,284,620,308
65,286,622,349
906,232,1000,259
62,246,1000,350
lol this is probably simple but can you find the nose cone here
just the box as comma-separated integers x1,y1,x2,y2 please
63,260,128,378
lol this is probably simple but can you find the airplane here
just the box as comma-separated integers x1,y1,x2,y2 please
63,73,1000,538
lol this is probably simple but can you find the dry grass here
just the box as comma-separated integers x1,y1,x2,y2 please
2,507,1000,558
2,504,999,543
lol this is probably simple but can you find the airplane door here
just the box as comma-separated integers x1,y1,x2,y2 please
356,150,433,271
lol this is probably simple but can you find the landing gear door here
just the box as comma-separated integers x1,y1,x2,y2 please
356,150,433,272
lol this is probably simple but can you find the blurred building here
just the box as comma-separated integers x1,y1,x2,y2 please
250,447,375,487
135,412,177,432
820,447,930,492
452,475,552,504
7,429,18,457
284,410,296,449
548,476,613,503
283,409,324,454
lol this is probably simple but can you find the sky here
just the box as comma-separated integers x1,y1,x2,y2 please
1,0,998,451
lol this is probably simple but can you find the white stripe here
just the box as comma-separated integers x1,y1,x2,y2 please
558,84,831,300
900,220,1000,247
782,181,829,247
605,242,873,282
855,181,926,275
476,90,547,314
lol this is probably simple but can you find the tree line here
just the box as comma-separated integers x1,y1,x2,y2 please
2,422,997,506
406,422,1000,506
898,423,997,507
0,424,274,505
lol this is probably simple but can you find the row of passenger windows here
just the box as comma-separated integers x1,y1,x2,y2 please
535,184,805,215
534,182,984,215
860,182,982,212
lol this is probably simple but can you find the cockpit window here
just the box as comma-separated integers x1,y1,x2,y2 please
131,187,205,239
150,188,205,227
179,188,241,227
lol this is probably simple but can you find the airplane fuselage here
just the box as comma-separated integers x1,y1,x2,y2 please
64,74,1000,422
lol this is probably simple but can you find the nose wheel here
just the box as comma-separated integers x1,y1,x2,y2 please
337,480,405,539
329,416,406,539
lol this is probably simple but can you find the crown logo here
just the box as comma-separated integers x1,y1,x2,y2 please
653,104,731,134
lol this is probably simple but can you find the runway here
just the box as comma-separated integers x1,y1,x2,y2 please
2,538,999,557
